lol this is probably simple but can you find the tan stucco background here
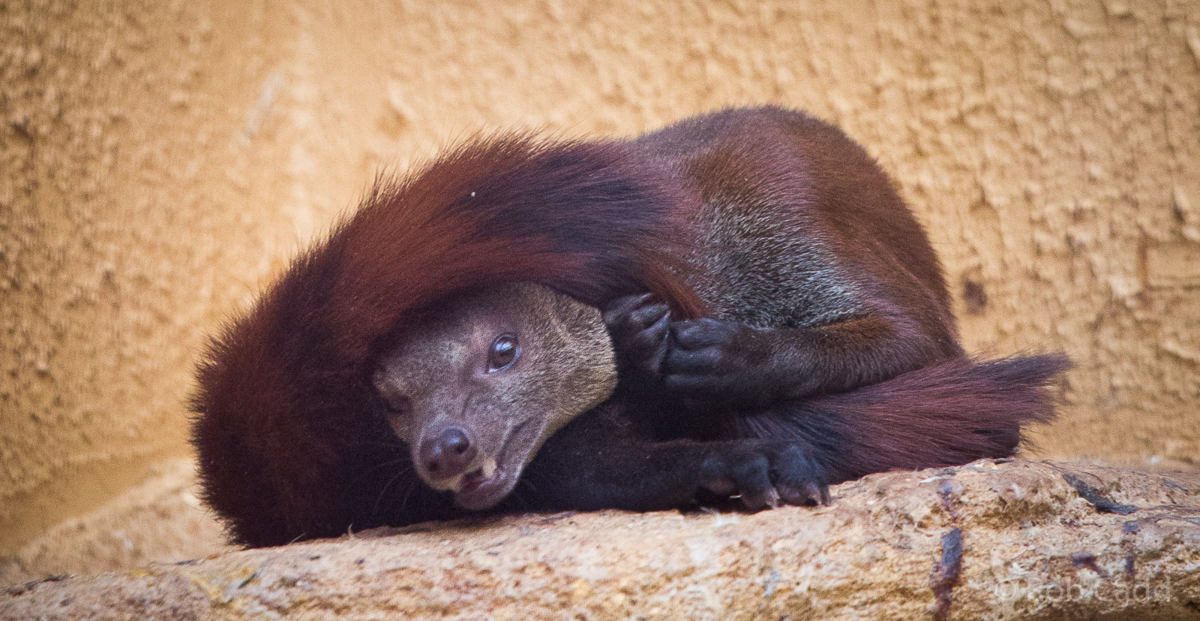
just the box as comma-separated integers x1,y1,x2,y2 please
2,0,1198,557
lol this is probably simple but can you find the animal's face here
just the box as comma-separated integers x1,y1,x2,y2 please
373,283,616,510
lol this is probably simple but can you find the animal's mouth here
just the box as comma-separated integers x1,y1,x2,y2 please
453,419,539,511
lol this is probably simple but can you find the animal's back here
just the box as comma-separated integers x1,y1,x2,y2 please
610,107,1065,482
629,106,960,359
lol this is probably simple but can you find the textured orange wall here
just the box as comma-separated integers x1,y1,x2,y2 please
2,0,1198,553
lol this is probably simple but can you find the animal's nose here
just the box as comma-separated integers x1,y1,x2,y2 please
419,427,477,480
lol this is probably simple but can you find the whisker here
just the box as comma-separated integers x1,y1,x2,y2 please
399,478,422,517
346,440,410,450
372,466,415,517
349,457,411,487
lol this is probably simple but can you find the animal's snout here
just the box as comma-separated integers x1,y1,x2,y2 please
419,426,477,480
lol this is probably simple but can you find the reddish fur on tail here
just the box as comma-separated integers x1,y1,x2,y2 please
735,354,1071,482
193,136,705,545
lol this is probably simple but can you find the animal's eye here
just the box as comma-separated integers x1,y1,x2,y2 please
487,334,520,372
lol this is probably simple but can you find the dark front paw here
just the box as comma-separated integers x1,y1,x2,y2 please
663,318,780,409
700,440,829,510
603,293,671,390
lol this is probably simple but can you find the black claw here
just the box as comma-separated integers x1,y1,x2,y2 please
742,487,780,511
768,445,828,506
629,302,670,327
776,483,807,506
603,292,655,318
807,482,831,506
634,311,671,349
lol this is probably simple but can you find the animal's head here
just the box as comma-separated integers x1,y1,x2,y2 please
372,283,616,510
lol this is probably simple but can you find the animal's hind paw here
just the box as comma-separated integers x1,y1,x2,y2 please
700,440,829,510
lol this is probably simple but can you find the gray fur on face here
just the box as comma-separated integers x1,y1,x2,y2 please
372,283,616,502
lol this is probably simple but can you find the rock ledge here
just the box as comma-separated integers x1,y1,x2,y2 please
3,460,1198,620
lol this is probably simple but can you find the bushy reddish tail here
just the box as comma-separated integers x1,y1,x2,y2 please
192,136,707,546
736,354,1071,483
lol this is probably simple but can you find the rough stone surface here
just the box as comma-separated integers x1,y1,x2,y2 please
3,460,1198,620
3,0,1199,554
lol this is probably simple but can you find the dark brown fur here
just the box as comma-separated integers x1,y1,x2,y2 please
193,107,1067,547
193,136,704,545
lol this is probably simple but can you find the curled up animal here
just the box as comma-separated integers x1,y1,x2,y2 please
191,106,1069,547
